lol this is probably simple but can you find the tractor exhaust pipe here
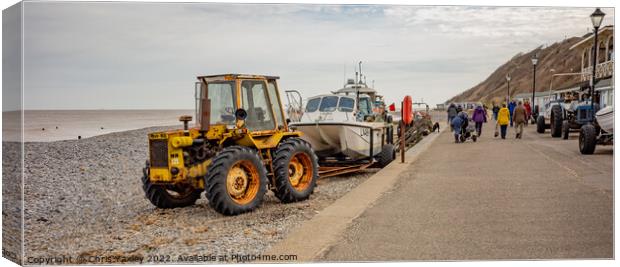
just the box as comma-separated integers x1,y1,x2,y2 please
199,78,211,132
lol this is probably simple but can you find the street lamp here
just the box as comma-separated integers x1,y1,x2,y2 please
505,74,511,104
589,8,605,118
531,53,538,121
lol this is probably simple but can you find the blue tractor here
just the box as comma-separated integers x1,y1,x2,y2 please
560,101,599,139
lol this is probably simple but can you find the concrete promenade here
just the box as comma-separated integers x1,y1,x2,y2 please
322,123,613,260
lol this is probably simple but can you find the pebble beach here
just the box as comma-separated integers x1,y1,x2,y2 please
3,126,377,263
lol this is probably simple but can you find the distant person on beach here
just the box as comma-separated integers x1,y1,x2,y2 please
472,105,487,137
497,104,510,139
508,100,516,127
513,101,527,139
447,103,457,130
492,103,500,121
523,101,532,125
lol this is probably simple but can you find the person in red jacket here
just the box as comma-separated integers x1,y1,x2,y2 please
523,101,532,125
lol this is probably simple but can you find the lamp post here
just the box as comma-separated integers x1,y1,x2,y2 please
531,53,538,121
589,8,605,119
505,74,511,104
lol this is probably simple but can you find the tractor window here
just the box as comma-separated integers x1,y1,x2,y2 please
241,80,275,131
319,96,339,112
206,82,236,125
305,98,321,113
338,97,355,112
267,80,286,128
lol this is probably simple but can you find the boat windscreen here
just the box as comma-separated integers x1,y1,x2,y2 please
338,97,355,112
306,98,321,112
319,96,339,112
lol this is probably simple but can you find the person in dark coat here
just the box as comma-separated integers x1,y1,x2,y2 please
447,104,457,130
492,103,500,121
508,101,516,127
472,105,487,136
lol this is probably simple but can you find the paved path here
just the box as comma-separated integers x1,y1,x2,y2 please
322,123,613,260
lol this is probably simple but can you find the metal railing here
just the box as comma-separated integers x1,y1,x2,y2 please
581,59,614,81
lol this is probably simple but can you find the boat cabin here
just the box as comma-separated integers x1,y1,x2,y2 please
301,94,375,123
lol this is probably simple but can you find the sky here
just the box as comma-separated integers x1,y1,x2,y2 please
2,2,615,110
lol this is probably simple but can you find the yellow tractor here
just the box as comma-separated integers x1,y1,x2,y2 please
142,74,319,216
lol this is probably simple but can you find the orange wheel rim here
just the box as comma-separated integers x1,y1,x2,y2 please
226,160,260,205
288,152,313,192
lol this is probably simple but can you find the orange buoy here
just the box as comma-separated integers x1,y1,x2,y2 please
402,95,413,125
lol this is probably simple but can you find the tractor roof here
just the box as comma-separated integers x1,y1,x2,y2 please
197,74,280,81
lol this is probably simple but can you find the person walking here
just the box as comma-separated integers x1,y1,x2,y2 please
447,103,457,130
451,111,466,143
497,104,510,139
508,100,516,127
472,105,487,137
523,101,532,125
512,101,527,139
492,103,500,121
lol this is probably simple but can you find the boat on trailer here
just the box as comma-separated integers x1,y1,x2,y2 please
288,79,393,163
596,105,613,133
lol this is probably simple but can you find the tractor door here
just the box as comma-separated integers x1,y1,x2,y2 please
240,80,277,132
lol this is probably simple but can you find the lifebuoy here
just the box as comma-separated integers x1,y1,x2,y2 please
402,95,413,125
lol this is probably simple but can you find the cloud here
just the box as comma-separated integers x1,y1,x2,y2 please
14,2,614,110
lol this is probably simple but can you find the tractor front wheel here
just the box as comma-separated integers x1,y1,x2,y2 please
142,162,201,209
205,146,267,216
536,116,546,133
272,138,319,203
562,121,570,140
579,124,597,155
550,105,563,138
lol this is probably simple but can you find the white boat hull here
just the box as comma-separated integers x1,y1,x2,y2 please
290,122,385,160
596,106,613,133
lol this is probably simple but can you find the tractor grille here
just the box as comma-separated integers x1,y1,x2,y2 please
149,139,169,167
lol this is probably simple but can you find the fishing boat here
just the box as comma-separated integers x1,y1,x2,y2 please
288,67,395,162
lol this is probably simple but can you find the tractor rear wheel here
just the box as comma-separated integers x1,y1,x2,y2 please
536,116,546,133
562,121,570,140
579,124,597,155
272,138,319,203
142,161,201,209
205,146,267,215
550,105,563,138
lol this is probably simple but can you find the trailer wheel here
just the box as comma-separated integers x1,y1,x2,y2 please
562,121,570,140
386,125,394,144
272,138,318,203
550,105,563,138
536,116,546,133
375,144,396,168
579,124,597,155
205,146,267,215
142,161,201,209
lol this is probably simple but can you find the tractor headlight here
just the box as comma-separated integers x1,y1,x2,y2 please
171,136,193,148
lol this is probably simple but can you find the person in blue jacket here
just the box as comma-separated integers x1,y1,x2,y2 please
451,110,468,143
508,100,516,127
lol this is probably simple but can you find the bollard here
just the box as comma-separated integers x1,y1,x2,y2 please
400,101,405,163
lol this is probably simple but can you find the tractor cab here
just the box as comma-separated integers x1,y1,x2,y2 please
194,74,287,133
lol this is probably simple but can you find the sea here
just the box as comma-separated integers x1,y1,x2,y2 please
2,110,195,142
